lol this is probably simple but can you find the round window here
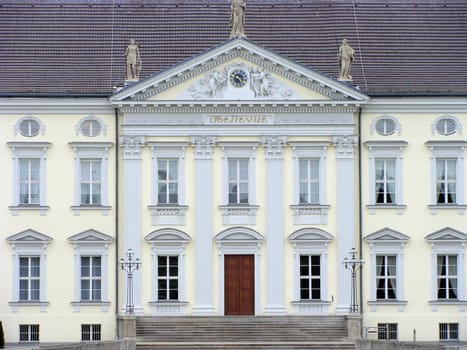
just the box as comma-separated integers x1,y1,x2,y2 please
19,118,40,137
436,118,456,136
375,118,396,136
80,119,101,137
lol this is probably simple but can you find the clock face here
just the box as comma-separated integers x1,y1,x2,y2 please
229,69,248,88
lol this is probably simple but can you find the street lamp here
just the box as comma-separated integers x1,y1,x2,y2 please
343,247,364,313
120,248,141,314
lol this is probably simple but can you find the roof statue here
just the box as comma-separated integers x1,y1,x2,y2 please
338,38,355,81
230,0,246,38
125,38,141,81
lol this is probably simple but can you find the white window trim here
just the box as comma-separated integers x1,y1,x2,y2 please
426,141,467,214
426,227,467,312
370,115,401,136
147,142,189,226
69,142,113,215
145,228,191,315
218,142,259,225
14,116,46,137
431,115,462,136
8,142,51,216
6,229,52,313
289,141,330,225
365,141,407,213
215,227,263,316
68,229,113,313
75,116,107,137
365,228,409,312
288,228,333,314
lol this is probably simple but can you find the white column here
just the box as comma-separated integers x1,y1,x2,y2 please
333,136,358,314
120,135,145,314
263,136,287,315
192,136,216,315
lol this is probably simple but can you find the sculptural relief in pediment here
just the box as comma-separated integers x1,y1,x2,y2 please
178,62,302,100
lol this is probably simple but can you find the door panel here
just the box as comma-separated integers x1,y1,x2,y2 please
224,255,254,315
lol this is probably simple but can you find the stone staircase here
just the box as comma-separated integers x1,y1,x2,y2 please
136,316,355,349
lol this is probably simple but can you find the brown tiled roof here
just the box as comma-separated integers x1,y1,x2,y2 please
1,0,466,97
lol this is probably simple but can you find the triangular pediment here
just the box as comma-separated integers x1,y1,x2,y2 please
425,227,467,242
6,229,52,244
288,228,334,242
111,37,368,106
145,228,191,242
68,229,114,243
364,228,410,242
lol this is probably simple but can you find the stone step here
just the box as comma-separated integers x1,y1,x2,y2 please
136,341,356,350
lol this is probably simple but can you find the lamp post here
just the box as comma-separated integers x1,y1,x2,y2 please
343,247,364,313
120,248,141,314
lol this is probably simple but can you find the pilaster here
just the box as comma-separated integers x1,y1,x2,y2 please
332,136,358,314
263,136,287,315
119,135,145,314
192,136,216,314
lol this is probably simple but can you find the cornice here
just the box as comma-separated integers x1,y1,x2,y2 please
364,97,467,113
0,98,114,114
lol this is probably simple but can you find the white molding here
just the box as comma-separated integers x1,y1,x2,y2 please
215,227,263,316
370,115,401,136
75,116,108,137
14,115,46,136
431,114,463,136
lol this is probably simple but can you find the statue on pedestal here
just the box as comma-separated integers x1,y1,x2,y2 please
338,38,355,81
230,0,246,38
125,38,141,81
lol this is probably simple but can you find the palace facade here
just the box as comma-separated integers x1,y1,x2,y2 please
1,0,467,345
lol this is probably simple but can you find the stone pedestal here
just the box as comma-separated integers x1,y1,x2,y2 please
346,314,362,339
118,315,136,339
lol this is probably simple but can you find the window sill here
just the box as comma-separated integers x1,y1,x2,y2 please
290,204,330,225
366,204,406,215
429,299,467,312
291,300,331,314
148,301,189,315
71,301,111,313
71,205,111,216
367,300,407,312
9,301,49,313
9,205,49,216
428,204,467,215
219,205,259,225
148,205,188,225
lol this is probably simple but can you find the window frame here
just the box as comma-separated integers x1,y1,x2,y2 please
19,324,40,342
364,141,407,212
80,256,102,302
439,323,459,341
431,115,462,136
371,115,401,136
15,116,45,137
19,256,41,301
68,229,113,312
426,141,466,213
378,323,398,340
7,229,52,312
75,116,106,137
69,142,113,215
81,324,102,342
156,255,179,301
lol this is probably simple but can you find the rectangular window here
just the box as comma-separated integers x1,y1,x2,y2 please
19,256,40,301
158,159,179,204
80,160,102,205
19,159,40,205
378,323,397,340
228,159,249,204
299,159,319,204
157,256,179,300
439,323,459,341
437,255,457,299
375,159,396,204
436,159,457,204
376,255,397,300
19,324,39,342
81,324,101,341
299,255,321,300
81,256,102,301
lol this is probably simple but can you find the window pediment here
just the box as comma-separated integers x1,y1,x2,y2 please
145,228,191,243
425,227,467,242
288,228,334,242
68,229,114,244
365,228,410,243
6,229,52,244
215,227,263,242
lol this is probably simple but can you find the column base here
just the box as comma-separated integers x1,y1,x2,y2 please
263,305,287,315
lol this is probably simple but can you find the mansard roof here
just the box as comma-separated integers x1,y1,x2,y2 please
1,0,466,97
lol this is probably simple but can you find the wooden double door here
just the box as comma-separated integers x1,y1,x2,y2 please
224,255,255,315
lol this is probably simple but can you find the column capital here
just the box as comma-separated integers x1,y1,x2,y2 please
332,135,358,159
192,136,216,159
120,136,145,160
262,136,287,159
